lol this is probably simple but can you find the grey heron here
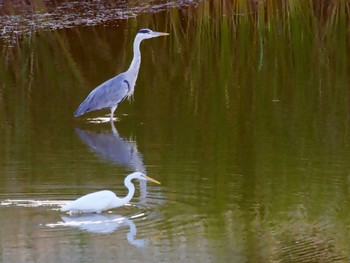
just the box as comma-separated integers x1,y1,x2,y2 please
74,28,169,121
60,172,161,214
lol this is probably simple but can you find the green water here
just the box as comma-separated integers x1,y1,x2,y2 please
1,1,350,262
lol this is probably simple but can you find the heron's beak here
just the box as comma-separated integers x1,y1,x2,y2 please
144,175,161,184
154,32,169,37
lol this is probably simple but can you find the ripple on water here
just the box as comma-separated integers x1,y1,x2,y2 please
0,198,163,236
0,190,206,248
270,218,346,263
0,198,67,208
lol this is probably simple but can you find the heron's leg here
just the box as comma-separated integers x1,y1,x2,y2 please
110,110,114,122
110,119,118,135
110,105,117,122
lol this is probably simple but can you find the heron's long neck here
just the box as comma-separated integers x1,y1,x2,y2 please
119,177,136,205
127,36,143,91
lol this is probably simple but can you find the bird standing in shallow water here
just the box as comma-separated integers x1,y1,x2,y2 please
74,28,169,121
61,172,161,214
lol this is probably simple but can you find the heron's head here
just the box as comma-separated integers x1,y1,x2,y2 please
131,172,161,184
137,28,169,40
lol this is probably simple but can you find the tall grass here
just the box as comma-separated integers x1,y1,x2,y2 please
145,2,350,261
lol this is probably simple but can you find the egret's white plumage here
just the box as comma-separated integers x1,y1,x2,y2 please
61,172,160,214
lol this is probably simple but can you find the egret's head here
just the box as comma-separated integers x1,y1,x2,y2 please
132,172,161,184
137,28,169,40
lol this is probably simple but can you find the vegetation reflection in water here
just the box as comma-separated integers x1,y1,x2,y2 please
0,1,350,262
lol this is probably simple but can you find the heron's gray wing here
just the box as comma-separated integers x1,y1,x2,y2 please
75,74,129,116
102,74,131,106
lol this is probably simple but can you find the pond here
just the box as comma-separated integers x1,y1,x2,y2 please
1,1,350,262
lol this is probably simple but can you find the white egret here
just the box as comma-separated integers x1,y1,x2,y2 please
61,172,160,214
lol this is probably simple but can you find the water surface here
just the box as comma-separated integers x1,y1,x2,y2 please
1,1,350,262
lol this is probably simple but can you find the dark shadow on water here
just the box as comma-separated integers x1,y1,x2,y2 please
0,0,199,46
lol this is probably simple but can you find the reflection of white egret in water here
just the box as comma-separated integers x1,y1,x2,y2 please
75,121,148,200
61,214,146,248
61,172,160,213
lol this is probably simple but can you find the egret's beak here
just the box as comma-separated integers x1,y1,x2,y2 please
144,175,161,184
153,32,169,37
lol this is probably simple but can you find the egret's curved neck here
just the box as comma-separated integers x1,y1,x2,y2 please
119,177,136,205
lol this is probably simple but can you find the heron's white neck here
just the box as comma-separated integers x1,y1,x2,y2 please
126,35,143,92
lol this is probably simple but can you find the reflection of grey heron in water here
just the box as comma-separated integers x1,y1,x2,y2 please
75,121,148,200
75,123,145,173
61,214,146,247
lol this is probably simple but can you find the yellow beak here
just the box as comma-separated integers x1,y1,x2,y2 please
145,175,161,184
155,32,170,37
